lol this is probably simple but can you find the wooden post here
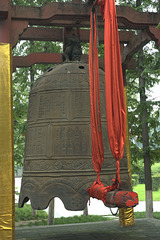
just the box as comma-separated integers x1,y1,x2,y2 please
0,44,15,239
83,205,88,216
138,49,153,218
118,69,135,226
32,209,37,217
0,1,15,238
48,199,55,225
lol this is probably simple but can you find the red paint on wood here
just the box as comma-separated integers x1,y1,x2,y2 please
11,3,160,29
13,53,62,71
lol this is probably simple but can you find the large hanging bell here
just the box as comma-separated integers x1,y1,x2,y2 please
18,62,132,210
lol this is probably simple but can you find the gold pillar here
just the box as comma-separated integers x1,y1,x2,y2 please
119,86,135,227
124,86,132,182
119,207,135,227
0,43,15,239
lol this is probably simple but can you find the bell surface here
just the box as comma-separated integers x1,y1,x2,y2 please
18,62,132,211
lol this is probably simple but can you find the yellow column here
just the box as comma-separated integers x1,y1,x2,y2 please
119,86,135,227
0,44,15,239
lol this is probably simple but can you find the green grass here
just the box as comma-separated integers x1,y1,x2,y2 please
134,212,160,220
15,204,48,222
133,184,160,201
15,204,113,227
25,215,113,227
54,215,113,224
15,203,160,228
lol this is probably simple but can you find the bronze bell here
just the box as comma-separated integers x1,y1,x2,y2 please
18,62,132,211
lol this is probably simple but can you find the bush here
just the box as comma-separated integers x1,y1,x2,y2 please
152,173,160,191
151,163,160,175
15,204,48,222
132,174,139,186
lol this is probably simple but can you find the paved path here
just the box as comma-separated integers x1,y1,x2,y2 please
15,218,160,240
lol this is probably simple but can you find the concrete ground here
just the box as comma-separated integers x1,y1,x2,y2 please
15,218,160,240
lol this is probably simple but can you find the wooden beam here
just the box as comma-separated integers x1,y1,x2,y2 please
20,27,63,42
121,30,151,67
0,0,8,19
12,53,62,71
11,2,160,29
13,53,136,71
19,27,135,44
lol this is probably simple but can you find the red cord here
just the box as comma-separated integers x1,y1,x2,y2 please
88,0,126,202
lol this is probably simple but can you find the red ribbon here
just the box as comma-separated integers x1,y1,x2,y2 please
88,0,126,199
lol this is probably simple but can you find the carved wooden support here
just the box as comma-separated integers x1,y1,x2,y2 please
147,26,160,48
121,30,151,67
11,20,28,47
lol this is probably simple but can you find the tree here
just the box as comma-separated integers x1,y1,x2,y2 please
116,0,160,218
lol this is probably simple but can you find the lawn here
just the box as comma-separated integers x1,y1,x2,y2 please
133,184,160,201
15,204,114,227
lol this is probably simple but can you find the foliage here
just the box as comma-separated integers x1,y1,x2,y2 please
134,212,160,219
153,212,160,220
151,162,160,174
132,174,139,186
132,161,160,185
133,184,146,201
16,214,113,227
15,203,48,222
26,219,48,227
127,43,160,173
54,215,113,224
134,211,146,218
15,203,113,226
133,184,160,201
152,163,160,191
13,67,30,166
152,173,160,191
116,0,160,181
11,0,72,6
116,0,159,12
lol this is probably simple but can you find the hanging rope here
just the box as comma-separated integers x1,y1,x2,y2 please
89,6,104,178
88,0,126,202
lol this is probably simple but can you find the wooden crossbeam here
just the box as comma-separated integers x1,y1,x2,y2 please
12,53,62,71
19,27,135,44
11,2,160,29
13,53,136,72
